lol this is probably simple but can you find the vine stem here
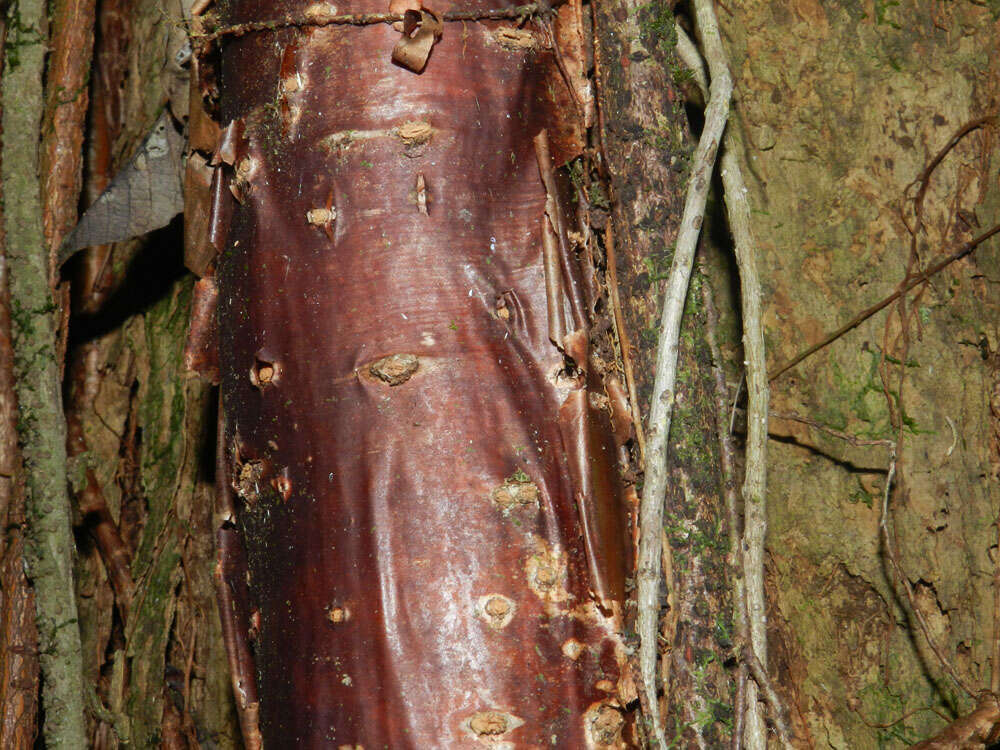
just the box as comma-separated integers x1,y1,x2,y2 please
2,0,89,741
675,18,771,750
193,2,558,47
635,0,731,745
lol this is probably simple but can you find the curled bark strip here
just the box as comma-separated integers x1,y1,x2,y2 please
184,277,221,384
635,0,732,744
535,128,627,609
391,9,442,72
217,3,632,743
213,409,261,750
183,152,218,277
557,389,629,608
41,0,96,271
208,165,234,252
534,132,568,346
534,129,587,332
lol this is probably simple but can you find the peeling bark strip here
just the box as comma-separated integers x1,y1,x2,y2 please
215,0,634,746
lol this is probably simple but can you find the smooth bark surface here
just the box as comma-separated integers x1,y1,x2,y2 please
214,0,635,745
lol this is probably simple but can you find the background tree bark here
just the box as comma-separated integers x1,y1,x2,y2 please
717,0,1000,746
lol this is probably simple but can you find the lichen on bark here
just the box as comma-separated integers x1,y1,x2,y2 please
593,0,733,743
2,0,89,742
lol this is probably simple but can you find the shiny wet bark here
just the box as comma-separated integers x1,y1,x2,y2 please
213,0,636,745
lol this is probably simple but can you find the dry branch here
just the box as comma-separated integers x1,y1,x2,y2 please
768,221,1000,382
701,273,748,750
635,0,732,744
742,646,794,749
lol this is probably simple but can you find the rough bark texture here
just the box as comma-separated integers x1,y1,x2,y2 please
0,217,41,750
41,0,96,266
214,0,637,745
594,1,732,744
60,0,241,745
718,0,1000,746
2,0,90,739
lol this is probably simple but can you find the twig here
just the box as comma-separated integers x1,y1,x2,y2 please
676,18,770,750
635,0,732,745
769,221,1000,382
701,272,747,750
854,703,952,729
742,646,794,750
879,452,977,698
194,2,556,46
604,221,647,462
903,116,995,238
770,410,895,448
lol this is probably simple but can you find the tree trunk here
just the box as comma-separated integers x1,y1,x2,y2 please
210,0,641,745
717,0,1000,746
5,0,998,745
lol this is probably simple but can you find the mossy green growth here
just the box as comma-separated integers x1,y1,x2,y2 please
126,276,196,747
636,0,678,58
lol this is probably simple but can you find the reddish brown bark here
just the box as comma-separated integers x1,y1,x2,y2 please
0,260,40,750
0,19,41,744
66,344,135,621
77,0,131,312
41,0,97,265
211,0,637,745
